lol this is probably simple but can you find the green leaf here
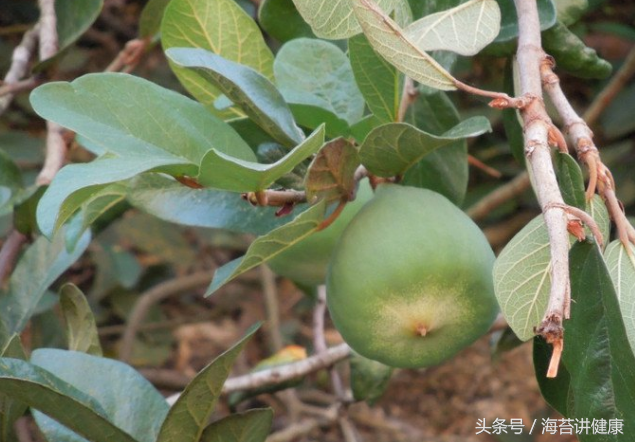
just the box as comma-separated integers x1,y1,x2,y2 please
494,0,556,42
161,0,274,118
31,74,254,164
554,0,589,25
206,201,327,295
358,117,491,177
200,409,273,442
126,175,304,236
350,352,393,406
0,358,138,442
156,325,259,442
351,0,456,91
59,284,102,356
493,196,609,341
305,138,360,205
36,157,183,238
561,242,635,434
0,335,27,442
0,151,22,196
30,349,168,442
274,39,365,125
403,0,501,56
258,0,315,43
555,152,585,210
30,73,254,237
65,182,128,250
55,0,103,52
89,239,141,301
139,0,171,38
604,241,635,354
198,125,325,192
349,34,402,123
291,0,400,39
401,90,468,204
0,229,91,335
289,104,352,139
542,21,612,79
166,48,305,148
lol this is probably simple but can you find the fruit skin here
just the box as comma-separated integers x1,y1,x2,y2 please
327,184,498,369
267,179,373,286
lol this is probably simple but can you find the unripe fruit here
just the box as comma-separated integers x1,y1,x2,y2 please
327,184,498,369
267,180,374,286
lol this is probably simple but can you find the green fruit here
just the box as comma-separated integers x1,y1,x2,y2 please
267,180,373,286
327,184,498,369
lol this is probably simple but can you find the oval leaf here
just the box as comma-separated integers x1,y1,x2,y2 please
30,349,168,442
126,175,304,236
0,358,138,442
351,0,456,90
198,125,325,192
258,0,315,43
200,409,273,442
359,117,491,177
206,201,327,296
0,229,91,335
404,0,501,56
291,0,400,39
605,241,635,354
161,0,274,117
166,48,305,148
157,325,259,442
305,138,360,205
60,284,102,356
349,34,402,124
274,39,365,125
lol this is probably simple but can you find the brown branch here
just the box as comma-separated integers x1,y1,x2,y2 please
540,55,635,248
467,154,502,178
397,77,418,122
0,25,40,115
244,189,307,207
514,0,571,377
261,265,283,352
466,172,531,221
37,0,59,61
0,230,28,285
584,45,635,126
105,38,149,73
454,79,531,108
119,272,212,363
0,77,41,97
314,285,346,400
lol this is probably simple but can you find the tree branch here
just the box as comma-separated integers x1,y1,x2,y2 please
0,25,40,115
514,0,571,377
119,271,212,363
540,56,635,248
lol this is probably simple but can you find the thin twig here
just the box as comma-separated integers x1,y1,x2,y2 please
583,45,635,126
466,172,531,221
514,0,571,377
541,56,635,249
314,285,347,400
0,230,28,285
0,25,39,115
105,38,148,73
36,122,66,185
160,343,351,398
0,77,41,97
397,77,418,122
119,271,211,362
261,265,283,352
37,0,58,61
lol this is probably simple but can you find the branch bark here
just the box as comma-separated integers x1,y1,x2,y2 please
514,0,571,377
0,25,40,115
541,57,635,248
